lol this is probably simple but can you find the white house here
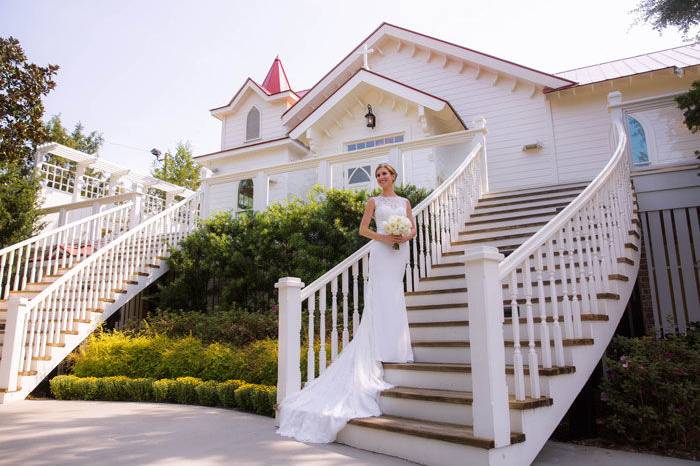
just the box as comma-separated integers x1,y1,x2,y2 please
196,23,700,336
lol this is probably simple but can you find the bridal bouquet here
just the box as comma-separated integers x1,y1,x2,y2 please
382,215,412,250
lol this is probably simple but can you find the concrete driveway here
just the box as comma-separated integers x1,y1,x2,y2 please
0,400,695,466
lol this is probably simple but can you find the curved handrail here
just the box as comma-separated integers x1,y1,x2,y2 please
300,132,485,300
0,202,133,256
498,121,628,279
26,191,200,307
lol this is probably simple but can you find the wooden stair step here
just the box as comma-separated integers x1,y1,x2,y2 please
347,415,525,449
471,202,570,217
382,361,576,377
476,193,578,209
405,288,467,297
407,303,468,311
480,183,588,201
382,386,553,410
412,338,594,348
458,221,549,236
419,274,465,282
408,314,609,326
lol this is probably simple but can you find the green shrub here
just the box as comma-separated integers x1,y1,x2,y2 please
153,379,176,403
600,323,700,457
130,308,278,347
49,376,276,417
158,185,429,312
235,383,276,416
216,379,245,408
195,380,220,406
230,339,278,386
172,377,202,404
199,343,239,382
125,378,155,401
159,337,205,379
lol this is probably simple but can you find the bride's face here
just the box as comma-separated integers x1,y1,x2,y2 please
375,167,395,188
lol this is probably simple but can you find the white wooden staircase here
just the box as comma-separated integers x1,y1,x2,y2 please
275,121,640,465
0,192,201,402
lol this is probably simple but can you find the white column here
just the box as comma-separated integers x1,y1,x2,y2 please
0,296,29,393
474,117,489,194
253,171,268,212
464,246,511,447
275,276,304,422
72,162,89,202
608,91,624,127
107,172,127,195
317,160,333,188
199,167,212,219
388,147,404,186
128,193,144,229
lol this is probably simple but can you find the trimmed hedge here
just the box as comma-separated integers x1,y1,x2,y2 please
50,375,275,416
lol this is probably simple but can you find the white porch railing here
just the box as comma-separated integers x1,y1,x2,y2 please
0,191,201,392
0,201,135,300
275,122,488,408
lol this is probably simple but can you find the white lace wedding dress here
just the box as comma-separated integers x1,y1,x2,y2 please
277,195,414,443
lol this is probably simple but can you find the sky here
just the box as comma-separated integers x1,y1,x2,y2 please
0,0,692,174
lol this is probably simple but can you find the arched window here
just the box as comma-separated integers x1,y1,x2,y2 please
246,107,260,141
237,179,254,210
626,115,650,166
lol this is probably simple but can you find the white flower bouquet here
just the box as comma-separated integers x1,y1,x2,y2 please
382,215,412,250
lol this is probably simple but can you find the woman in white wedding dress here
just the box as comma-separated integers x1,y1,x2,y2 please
277,163,416,443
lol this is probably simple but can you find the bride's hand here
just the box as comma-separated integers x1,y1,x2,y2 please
388,234,403,244
397,235,411,244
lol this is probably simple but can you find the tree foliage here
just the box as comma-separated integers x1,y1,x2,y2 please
152,141,201,190
157,184,430,312
675,80,700,133
44,114,104,155
0,36,57,246
634,0,700,39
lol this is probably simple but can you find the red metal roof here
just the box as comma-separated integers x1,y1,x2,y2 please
261,56,292,94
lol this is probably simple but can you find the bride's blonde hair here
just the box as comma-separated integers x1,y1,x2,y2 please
375,163,398,182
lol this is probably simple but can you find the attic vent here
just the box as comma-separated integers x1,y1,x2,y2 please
246,107,260,141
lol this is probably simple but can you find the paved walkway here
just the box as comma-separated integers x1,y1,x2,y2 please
0,400,696,466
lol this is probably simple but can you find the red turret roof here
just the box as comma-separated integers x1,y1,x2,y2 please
261,56,292,94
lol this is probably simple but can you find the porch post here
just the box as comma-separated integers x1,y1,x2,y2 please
72,162,90,202
464,245,511,447
253,171,268,212
388,147,405,186
318,160,333,188
0,296,29,393
275,277,304,423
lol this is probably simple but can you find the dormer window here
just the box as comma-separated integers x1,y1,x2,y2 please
246,107,261,141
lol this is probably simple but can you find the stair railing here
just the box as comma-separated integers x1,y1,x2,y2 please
275,121,488,411
491,121,631,403
0,191,201,392
0,199,136,300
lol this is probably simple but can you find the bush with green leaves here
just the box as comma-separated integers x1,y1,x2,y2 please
600,323,699,458
70,331,284,385
49,375,277,417
158,184,429,312
129,308,278,347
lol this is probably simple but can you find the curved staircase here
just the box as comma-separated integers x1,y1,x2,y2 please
0,193,201,402
275,122,640,465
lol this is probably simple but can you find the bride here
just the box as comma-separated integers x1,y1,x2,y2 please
277,163,416,443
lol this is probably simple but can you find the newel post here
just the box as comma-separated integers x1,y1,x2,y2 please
464,246,510,447
275,277,304,421
0,296,29,393
128,193,144,229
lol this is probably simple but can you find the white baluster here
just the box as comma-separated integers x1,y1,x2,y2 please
319,285,327,373
534,248,552,369
510,270,526,400
547,240,565,367
351,262,359,337
523,257,541,398
307,295,316,383
331,277,339,362
341,269,349,349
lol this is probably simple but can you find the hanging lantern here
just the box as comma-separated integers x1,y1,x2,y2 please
364,104,376,128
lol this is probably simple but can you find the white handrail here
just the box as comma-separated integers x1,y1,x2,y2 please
499,121,628,279
300,134,485,300
27,191,200,306
39,192,139,216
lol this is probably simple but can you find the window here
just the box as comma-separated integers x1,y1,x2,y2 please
626,115,650,166
246,107,260,141
346,134,404,152
237,179,254,210
347,165,371,185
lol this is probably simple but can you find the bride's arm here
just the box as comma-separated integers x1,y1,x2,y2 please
359,198,394,244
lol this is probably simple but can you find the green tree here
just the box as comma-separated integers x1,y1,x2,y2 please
675,81,700,169
152,142,201,190
0,37,58,247
44,114,104,155
634,0,700,40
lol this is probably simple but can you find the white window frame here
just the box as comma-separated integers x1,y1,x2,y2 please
245,106,261,142
344,133,405,152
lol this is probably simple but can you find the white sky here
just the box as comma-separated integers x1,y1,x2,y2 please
0,0,692,174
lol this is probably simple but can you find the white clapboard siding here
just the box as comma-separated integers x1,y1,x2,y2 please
641,207,700,335
369,49,557,191
222,92,288,150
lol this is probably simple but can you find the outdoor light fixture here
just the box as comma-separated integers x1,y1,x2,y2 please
151,148,163,161
365,105,376,128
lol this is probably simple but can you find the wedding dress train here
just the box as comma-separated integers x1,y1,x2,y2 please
277,195,414,443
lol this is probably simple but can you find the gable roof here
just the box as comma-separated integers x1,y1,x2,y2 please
554,43,700,89
288,68,466,139
281,22,576,127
